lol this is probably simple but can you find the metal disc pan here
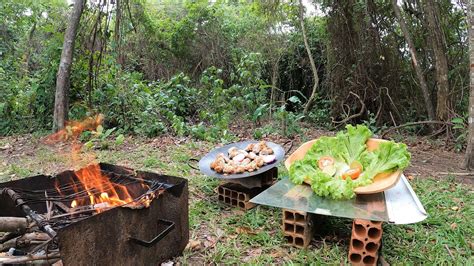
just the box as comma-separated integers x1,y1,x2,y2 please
199,140,285,180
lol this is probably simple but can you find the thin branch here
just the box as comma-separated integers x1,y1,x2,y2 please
333,92,366,125
382,120,453,138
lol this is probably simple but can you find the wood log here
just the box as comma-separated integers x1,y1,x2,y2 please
0,217,28,233
0,253,61,264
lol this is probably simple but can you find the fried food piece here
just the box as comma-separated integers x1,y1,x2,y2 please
223,164,236,174
235,166,246,174
241,158,251,166
254,156,265,167
211,159,225,173
259,147,274,155
246,152,257,160
245,143,255,152
244,161,258,172
252,141,268,154
228,147,239,158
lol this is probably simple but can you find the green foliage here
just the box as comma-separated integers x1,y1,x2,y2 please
452,116,467,152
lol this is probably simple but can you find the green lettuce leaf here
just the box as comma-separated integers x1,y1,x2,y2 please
288,124,411,200
305,124,372,165
336,124,373,164
309,172,355,199
358,141,411,185
289,159,318,185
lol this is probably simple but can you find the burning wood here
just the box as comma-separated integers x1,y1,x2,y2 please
0,164,167,263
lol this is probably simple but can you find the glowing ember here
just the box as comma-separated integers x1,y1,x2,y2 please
71,200,77,208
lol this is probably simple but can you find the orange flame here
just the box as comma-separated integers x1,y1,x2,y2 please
46,115,154,213
44,114,104,144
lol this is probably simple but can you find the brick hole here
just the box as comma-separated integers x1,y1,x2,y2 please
366,242,378,252
295,225,304,235
352,239,364,251
363,251,366,255
218,195,224,201
354,223,366,237
284,212,294,221
224,189,230,196
363,255,375,264
224,197,230,204
231,199,237,206
218,187,224,194
295,213,305,223
284,223,295,233
238,194,245,201
366,224,370,227
238,202,245,208
285,235,293,244
349,253,362,263
295,237,304,247
365,238,368,241
368,228,381,239
231,191,238,198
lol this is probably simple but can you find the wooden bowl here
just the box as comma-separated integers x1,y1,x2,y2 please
284,138,401,194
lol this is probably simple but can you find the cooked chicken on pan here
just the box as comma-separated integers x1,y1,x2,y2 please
210,141,276,174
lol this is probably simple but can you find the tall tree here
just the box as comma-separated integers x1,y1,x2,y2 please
392,0,436,121
53,0,86,131
423,0,450,121
463,1,474,169
298,0,320,116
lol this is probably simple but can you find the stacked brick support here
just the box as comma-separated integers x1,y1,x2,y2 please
217,167,277,210
282,209,323,248
348,219,383,266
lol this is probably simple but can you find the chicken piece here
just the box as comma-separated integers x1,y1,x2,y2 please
245,143,255,152
223,164,236,174
246,152,257,160
259,147,274,155
228,147,239,158
214,163,225,173
241,158,251,166
254,156,265,167
210,154,225,170
245,161,258,172
235,166,246,174
252,141,267,154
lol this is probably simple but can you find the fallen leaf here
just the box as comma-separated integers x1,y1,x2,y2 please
270,250,286,258
243,248,262,262
470,242,474,250
450,223,457,230
451,206,459,211
185,240,202,251
407,175,414,180
215,228,225,238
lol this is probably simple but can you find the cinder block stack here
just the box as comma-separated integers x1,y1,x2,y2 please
282,209,318,248
217,167,277,210
348,219,383,266
217,183,259,209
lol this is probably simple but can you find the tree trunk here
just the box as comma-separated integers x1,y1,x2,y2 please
423,0,450,121
53,0,85,131
463,1,474,169
299,0,320,116
392,0,436,121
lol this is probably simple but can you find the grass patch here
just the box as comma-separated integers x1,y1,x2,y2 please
0,135,472,264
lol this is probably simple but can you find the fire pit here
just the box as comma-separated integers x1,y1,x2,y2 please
0,163,189,265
